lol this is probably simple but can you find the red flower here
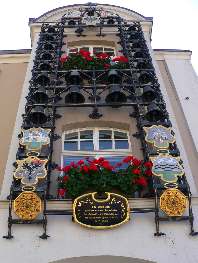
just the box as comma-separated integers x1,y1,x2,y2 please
58,188,66,197
63,175,69,182
98,157,105,163
112,56,128,63
79,49,91,57
104,63,110,69
77,160,84,166
144,161,153,169
85,56,93,61
81,165,89,173
132,158,142,166
89,164,98,172
96,53,109,59
102,161,113,171
135,177,148,187
132,169,141,175
92,159,99,165
145,169,152,176
123,156,133,163
70,162,78,168
60,54,68,63
63,165,71,173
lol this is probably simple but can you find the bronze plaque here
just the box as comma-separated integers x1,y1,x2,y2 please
73,192,130,229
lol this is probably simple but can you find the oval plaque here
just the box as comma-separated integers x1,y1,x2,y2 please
73,192,130,229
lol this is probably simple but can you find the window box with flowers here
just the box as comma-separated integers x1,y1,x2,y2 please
60,49,129,71
57,156,153,199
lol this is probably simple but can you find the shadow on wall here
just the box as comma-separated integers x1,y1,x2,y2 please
50,255,156,263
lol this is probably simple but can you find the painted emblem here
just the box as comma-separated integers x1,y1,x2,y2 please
14,156,47,186
150,155,184,183
73,192,130,229
144,125,175,149
160,188,187,216
14,191,42,220
20,128,50,154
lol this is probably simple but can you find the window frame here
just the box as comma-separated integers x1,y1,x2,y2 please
67,45,116,56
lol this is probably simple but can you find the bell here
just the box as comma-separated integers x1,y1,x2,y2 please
128,32,140,41
105,84,127,107
139,72,154,85
35,74,50,86
75,27,84,34
145,103,164,122
127,25,139,32
142,86,156,102
29,106,48,125
108,70,121,84
65,85,85,104
31,87,48,103
43,43,54,51
107,18,115,25
134,51,146,59
66,70,81,85
68,20,76,26
38,63,52,71
46,26,56,33
42,34,55,42
137,61,152,70
39,52,53,61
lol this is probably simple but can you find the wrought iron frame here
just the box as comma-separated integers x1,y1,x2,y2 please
4,3,198,239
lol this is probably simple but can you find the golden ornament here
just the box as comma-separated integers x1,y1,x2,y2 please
14,191,42,220
160,188,187,217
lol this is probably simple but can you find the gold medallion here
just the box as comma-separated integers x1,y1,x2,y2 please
14,191,42,220
160,188,187,216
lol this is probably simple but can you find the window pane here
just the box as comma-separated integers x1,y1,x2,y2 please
80,141,94,151
65,132,78,140
69,48,78,54
99,140,112,150
99,130,112,139
114,131,128,139
115,140,129,149
63,156,94,166
104,48,115,56
64,141,78,151
80,47,89,51
93,47,103,54
104,156,128,170
80,130,93,140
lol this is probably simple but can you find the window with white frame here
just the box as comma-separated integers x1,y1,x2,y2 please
68,46,116,57
62,128,131,167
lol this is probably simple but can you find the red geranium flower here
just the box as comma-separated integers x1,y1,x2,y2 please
144,161,153,169
145,169,152,176
79,49,91,57
132,169,141,175
85,56,93,61
132,158,142,166
60,54,68,63
77,160,84,166
104,63,110,69
96,53,109,59
63,165,71,173
123,156,133,163
112,56,128,63
81,165,89,173
63,175,69,182
58,188,66,197
89,164,98,172
135,177,148,187
102,161,113,171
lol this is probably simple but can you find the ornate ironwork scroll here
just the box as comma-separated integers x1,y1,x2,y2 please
73,192,130,229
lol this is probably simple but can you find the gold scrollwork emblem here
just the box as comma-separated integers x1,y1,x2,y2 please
160,188,187,217
14,191,42,220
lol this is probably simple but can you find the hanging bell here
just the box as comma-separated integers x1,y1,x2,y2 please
107,70,121,84
29,106,48,125
75,27,84,34
46,26,56,34
65,85,85,104
105,84,127,107
127,25,139,32
142,86,156,102
139,72,154,85
43,34,55,42
68,20,76,26
35,74,50,86
66,70,81,85
39,52,53,61
137,61,152,70
145,103,164,122
31,87,48,103
128,32,140,41
133,51,146,59
38,63,52,71
43,43,54,51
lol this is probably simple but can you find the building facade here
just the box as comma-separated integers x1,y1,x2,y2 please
0,3,198,263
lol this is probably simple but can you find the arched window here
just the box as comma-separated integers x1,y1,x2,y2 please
62,128,131,167
68,45,115,57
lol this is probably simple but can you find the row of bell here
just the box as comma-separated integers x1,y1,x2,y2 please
27,101,164,125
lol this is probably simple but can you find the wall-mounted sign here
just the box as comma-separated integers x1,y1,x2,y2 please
160,188,187,217
150,155,184,183
73,192,130,229
20,128,50,154
144,125,175,149
14,156,48,186
14,191,42,220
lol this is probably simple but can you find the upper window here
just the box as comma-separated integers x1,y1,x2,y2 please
63,128,130,152
68,46,115,57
